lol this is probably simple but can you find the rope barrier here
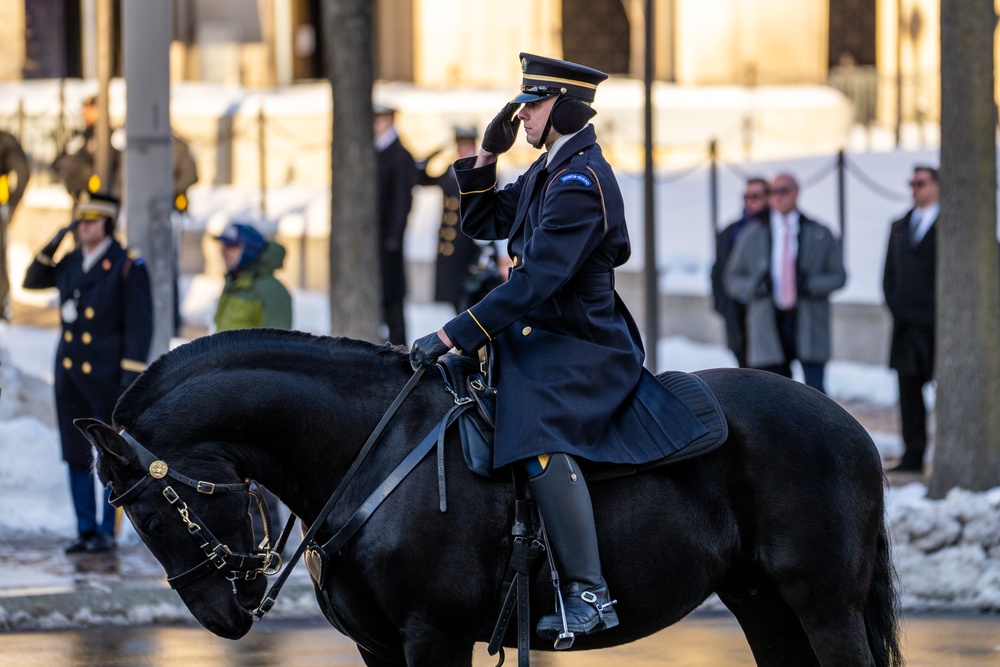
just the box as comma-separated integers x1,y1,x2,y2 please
843,157,911,202
716,158,759,181
798,157,840,189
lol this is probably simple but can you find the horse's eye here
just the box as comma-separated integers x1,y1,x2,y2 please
144,516,163,534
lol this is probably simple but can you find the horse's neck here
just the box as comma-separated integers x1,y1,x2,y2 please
217,364,420,525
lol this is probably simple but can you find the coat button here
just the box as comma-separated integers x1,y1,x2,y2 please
63,331,73,343
82,332,92,344
522,326,532,336
62,357,72,369
84,307,95,319
82,362,92,374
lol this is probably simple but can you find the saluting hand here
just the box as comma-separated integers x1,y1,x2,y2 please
409,331,451,371
481,102,522,155
41,220,78,258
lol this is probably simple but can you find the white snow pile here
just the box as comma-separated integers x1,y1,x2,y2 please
888,483,1000,610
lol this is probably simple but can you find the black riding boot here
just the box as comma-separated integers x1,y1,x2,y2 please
529,453,619,644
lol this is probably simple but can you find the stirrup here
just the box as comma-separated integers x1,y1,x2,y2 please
553,585,575,650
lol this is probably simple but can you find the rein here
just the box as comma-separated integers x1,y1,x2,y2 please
252,365,428,619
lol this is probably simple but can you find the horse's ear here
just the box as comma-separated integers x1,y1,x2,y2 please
75,418,131,465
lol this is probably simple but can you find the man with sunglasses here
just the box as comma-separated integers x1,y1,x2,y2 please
724,173,846,392
711,177,770,367
882,166,939,473
23,191,153,553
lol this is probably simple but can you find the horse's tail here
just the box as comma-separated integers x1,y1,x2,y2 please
865,512,903,667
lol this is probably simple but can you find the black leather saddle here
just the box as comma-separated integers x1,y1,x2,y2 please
436,354,729,483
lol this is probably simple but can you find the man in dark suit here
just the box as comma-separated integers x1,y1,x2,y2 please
710,177,769,367
374,104,416,345
883,165,938,473
23,192,153,553
409,54,706,644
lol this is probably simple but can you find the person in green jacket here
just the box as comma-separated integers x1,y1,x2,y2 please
213,222,292,332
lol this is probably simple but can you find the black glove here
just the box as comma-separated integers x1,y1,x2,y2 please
41,222,76,258
481,102,521,155
409,332,450,371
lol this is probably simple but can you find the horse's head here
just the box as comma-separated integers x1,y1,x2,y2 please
77,418,278,639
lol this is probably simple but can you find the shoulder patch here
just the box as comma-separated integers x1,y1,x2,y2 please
559,172,593,187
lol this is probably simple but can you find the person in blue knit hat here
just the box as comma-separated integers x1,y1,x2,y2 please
213,221,292,331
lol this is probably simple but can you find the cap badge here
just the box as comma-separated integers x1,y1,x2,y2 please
521,57,527,72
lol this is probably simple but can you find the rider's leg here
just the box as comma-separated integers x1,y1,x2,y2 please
527,452,619,641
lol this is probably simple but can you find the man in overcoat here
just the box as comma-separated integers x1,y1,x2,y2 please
710,177,770,367
882,165,938,472
374,105,416,345
409,53,706,643
723,173,846,392
23,192,153,553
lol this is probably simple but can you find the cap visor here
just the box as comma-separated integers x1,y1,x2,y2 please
511,92,554,104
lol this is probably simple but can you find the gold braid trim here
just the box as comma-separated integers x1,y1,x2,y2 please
467,309,492,340
120,358,147,373
459,178,498,195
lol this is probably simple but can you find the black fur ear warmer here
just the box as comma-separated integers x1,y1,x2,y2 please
550,97,597,135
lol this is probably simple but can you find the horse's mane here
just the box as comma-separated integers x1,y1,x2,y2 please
115,329,408,426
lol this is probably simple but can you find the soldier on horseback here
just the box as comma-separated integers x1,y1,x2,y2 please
410,53,707,644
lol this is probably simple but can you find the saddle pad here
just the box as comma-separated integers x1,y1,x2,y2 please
585,370,728,481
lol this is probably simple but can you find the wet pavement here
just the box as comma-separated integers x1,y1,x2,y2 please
1,614,1000,666
0,534,321,631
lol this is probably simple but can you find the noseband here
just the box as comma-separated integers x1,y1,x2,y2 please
108,429,283,593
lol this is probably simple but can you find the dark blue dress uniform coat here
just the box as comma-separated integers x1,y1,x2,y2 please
443,125,705,468
23,239,153,468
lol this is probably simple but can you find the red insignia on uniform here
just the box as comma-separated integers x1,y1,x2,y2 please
102,258,112,270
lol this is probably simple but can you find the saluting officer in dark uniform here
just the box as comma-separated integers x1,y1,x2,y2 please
410,54,705,643
23,192,153,553
417,125,490,313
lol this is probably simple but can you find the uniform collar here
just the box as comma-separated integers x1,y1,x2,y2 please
544,124,596,170
546,128,583,167
82,236,112,273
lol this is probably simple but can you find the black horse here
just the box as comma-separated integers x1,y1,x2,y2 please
79,329,901,667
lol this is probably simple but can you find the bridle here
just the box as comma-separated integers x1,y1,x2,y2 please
107,364,428,623
109,429,285,594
